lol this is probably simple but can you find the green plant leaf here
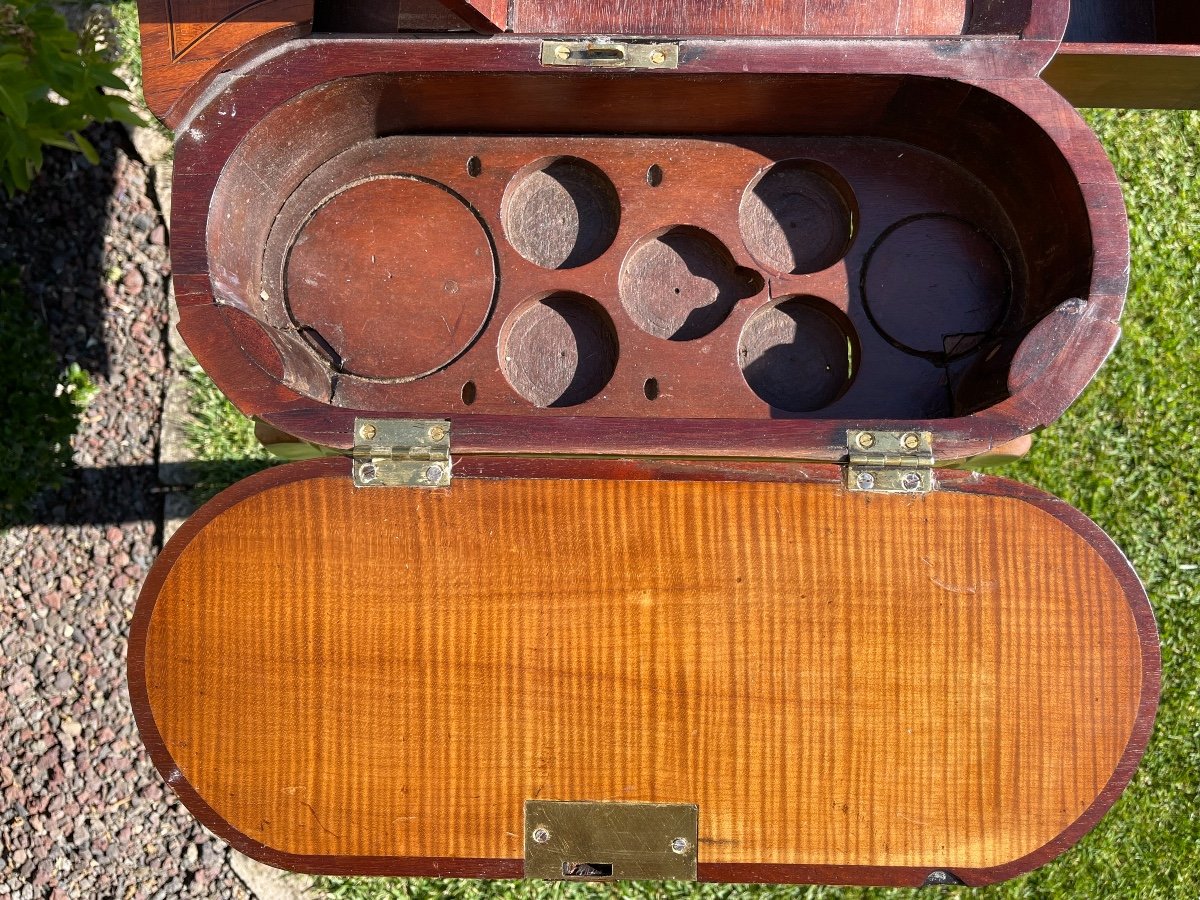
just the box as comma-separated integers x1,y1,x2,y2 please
70,130,98,164
0,83,28,127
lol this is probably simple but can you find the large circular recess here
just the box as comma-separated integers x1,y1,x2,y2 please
739,160,858,275
620,226,764,341
285,175,497,381
502,156,621,269
739,296,856,413
861,214,1011,359
500,293,618,408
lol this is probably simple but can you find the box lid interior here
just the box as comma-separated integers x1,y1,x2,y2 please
131,455,1158,884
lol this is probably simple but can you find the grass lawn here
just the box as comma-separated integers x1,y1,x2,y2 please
182,109,1199,899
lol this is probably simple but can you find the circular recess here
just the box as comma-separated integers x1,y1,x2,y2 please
646,164,664,187
861,214,1011,359
619,226,764,341
285,175,496,381
739,296,856,413
502,157,621,269
500,293,618,407
739,160,857,275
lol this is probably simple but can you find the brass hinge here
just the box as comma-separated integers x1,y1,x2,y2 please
352,418,451,488
541,40,680,69
524,800,698,882
846,429,935,494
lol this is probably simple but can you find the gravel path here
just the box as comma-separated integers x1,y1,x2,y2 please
0,126,249,898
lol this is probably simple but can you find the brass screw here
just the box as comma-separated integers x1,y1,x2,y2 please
555,44,571,61
428,424,447,442
856,432,876,450
901,432,921,450
650,49,667,65
359,423,377,441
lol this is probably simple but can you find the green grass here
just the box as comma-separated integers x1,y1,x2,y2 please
178,109,1199,898
181,358,274,502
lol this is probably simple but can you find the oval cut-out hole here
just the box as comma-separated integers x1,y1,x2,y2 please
620,226,763,341
461,380,477,405
500,293,618,408
502,156,621,270
644,377,660,400
466,156,483,177
739,295,857,413
646,164,664,187
739,160,858,275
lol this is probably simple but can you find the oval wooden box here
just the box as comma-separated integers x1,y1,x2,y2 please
131,0,1160,888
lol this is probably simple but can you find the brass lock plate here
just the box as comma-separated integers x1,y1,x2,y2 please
524,800,698,881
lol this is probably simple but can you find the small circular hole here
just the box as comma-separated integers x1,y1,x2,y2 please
739,295,857,412
739,159,858,276
499,293,618,407
646,164,664,187
502,156,621,270
466,156,482,177
461,380,477,405
644,378,659,400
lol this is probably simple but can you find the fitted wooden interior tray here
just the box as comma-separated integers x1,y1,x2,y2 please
130,457,1160,885
173,54,1127,459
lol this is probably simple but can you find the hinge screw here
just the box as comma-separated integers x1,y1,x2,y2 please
650,48,667,65
555,44,570,61
425,464,445,483
856,432,876,450
855,471,876,491
359,422,377,441
670,837,691,855
428,424,447,442
901,432,921,450
358,462,378,484
532,827,551,844
901,472,923,492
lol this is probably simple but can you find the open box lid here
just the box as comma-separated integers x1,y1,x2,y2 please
130,455,1159,885
136,0,1074,127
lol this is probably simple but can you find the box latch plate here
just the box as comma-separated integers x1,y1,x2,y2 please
524,800,698,881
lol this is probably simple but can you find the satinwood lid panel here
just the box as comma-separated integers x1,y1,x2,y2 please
130,456,1159,885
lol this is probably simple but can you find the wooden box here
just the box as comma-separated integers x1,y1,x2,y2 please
1045,0,1200,107
129,0,1160,888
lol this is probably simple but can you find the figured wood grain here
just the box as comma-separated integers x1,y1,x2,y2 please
134,462,1155,879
